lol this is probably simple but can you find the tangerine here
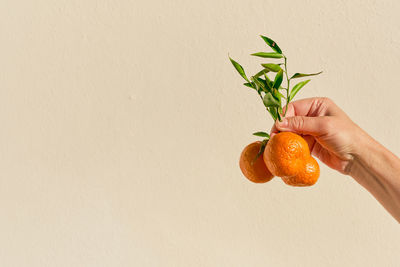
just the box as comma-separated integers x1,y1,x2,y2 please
239,142,274,183
263,132,320,186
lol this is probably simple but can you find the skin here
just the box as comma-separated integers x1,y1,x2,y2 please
271,97,400,223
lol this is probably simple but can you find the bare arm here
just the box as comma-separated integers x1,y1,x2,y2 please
350,132,400,222
271,97,400,222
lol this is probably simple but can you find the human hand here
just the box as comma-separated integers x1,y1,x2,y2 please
270,97,366,174
270,97,400,221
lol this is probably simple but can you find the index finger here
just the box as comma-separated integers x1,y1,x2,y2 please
270,97,330,136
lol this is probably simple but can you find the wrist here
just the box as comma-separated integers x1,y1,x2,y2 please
346,127,376,177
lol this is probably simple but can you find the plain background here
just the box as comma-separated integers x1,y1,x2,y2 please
1,0,400,266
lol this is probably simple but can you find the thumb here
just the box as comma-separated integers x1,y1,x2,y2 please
275,116,327,136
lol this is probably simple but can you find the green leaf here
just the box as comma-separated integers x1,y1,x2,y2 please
243,82,256,89
254,68,270,78
263,74,273,90
252,139,268,164
229,57,249,82
256,78,269,89
253,132,270,138
251,78,262,95
252,77,267,94
263,92,280,108
251,52,283,59
290,71,323,79
259,78,271,93
268,107,278,121
276,90,285,99
273,69,284,89
260,35,282,54
289,80,310,101
271,89,282,103
276,109,282,121
261,63,282,72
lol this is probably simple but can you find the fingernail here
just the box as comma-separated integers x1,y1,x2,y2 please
277,118,288,127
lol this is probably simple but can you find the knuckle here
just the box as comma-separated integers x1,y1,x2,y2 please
317,97,333,109
291,116,305,130
320,97,333,104
314,97,335,115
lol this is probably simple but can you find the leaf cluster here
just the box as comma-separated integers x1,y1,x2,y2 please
229,35,322,125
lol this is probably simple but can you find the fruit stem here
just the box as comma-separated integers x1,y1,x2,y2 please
283,55,290,117
276,110,282,121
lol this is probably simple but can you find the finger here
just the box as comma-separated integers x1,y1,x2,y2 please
312,142,348,173
270,97,328,137
270,123,278,138
281,102,296,117
270,104,296,137
275,115,328,136
287,97,333,117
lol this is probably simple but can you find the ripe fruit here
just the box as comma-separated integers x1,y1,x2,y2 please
230,35,322,186
263,132,320,186
239,142,274,183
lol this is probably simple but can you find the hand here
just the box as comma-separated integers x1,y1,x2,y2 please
271,97,400,222
270,97,366,174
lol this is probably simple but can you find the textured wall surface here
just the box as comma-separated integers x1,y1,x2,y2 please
1,0,400,266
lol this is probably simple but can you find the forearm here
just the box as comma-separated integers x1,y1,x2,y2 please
349,132,400,222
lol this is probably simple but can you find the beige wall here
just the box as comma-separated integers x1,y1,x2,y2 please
1,0,400,266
